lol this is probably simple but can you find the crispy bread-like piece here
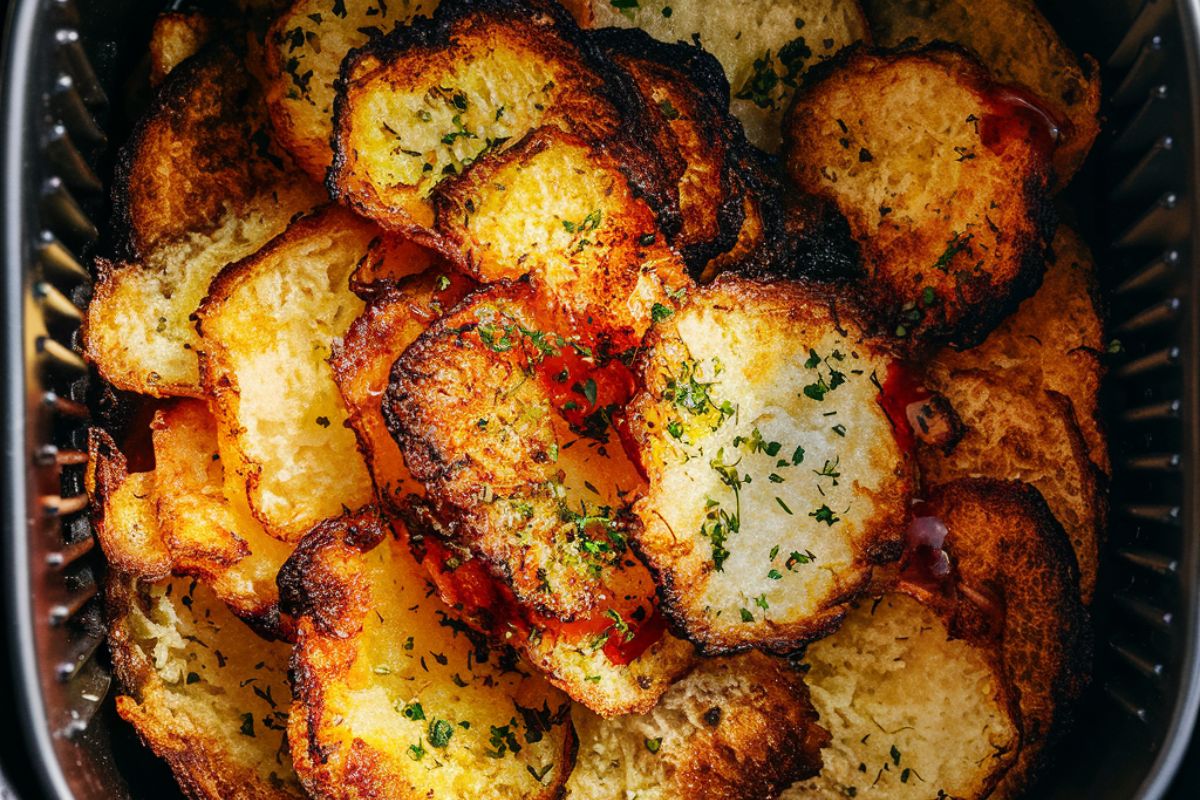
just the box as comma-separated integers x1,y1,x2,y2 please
918,479,1090,797
592,29,744,273
331,270,477,512
863,0,1100,187
280,509,576,800
197,206,376,542
385,284,694,714
330,0,648,235
263,0,440,180
919,367,1104,602
567,652,829,800
787,592,1019,800
784,46,1055,348
626,276,913,655
434,127,691,350
86,428,173,579
106,574,303,799
112,44,310,260
574,0,869,152
936,226,1107,475
150,401,295,632
84,51,323,397
148,11,214,87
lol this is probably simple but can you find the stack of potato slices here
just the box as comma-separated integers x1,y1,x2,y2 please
84,1,1106,798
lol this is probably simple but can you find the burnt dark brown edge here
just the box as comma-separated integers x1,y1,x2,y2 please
625,273,914,658
589,26,747,273
785,40,1058,353
328,0,683,241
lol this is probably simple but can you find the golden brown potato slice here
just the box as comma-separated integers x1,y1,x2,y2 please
912,479,1090,797
863,0,1100,187
626,275,914,654
329,0,651,235
107,574,303,800
572,0,870,152
150,400,295,632
786,592,1019,800
148,11,214,87
936,226,1107,474
919,368,1104,603
84,44,324,398
784,46,1055,348
592,29,745,273
263,0,440,180
86,428,173,579
386,283,695,714
434,127,691,350
281,508,576,800
331,269,478,512
197,205,377,542
567,652,829,800
790,478,1088,800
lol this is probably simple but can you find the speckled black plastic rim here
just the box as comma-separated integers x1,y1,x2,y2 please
2,0,1200,798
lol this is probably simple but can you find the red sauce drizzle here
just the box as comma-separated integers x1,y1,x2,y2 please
875,362,930,452
537,350,636,430
415,536,666,665
979,85,1063,163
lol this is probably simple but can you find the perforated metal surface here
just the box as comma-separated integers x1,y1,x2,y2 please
1,0,1198,798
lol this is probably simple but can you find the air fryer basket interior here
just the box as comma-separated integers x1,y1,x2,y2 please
2,0,1198,797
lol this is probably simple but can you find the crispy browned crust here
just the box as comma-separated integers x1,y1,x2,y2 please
106,575,303,800
85,428,173,580
591,28,746,273
627,274,914,656
280,508,577,800
349,234,449,300
331,270,478,513
919,364,1105,603
433,126,690,349
912,479,1091,797
675,654,829,798
784,43,1056,350
329,0,679,239
111,44,299,260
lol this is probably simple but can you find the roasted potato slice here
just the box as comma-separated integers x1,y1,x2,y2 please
571,0,869,152
626,275,913,654
385,283,695,714
264,0,440,180
592,29,744,273
84,44,323,398
331,269,478,512
784,45,1055,348
863,0,1100,187
86,428,173,579
919,368,1104,603
786,592,1019,800
434,127,690,349
790,478,1088,799
567,652,829,800
107,574,302,800
330,0,650,235
281,508,576,800
148,10,214,87
197,205,377,541
937,226,1107,474
150,400,295,632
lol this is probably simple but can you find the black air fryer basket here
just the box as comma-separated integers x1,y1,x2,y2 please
2,0,1199,797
